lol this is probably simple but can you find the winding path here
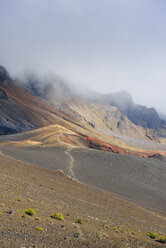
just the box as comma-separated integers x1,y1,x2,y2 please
57,133,79,182
65,147,79,182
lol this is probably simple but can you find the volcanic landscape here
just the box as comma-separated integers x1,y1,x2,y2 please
0,66,166,247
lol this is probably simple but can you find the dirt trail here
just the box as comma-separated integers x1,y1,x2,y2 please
65,147,79,182
57,133,79,182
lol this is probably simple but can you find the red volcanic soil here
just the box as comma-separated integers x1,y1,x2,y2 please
85,137,166,158
59,134,80,146
58,133,166,158
58,132,166,158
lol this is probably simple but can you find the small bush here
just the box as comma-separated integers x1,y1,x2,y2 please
22,214,26,218
112,226,119,233
51,213,64,221
102,224,109,228
36,227,43,231
147,232,158,239
16,209,22,214
157,236,166,244
0,212,3,215
75,219,84,224
25,208,35,216
96,232,102,240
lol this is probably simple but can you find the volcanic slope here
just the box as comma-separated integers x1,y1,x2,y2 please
0,126,166,214
20,74,160,142
0,64,165,155
0,66,87,135
0,151,166,248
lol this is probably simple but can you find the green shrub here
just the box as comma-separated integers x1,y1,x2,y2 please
96,232,102,239
25,208,35,216
16,209,22,214
75,219,84,224
36,227,43,231
51,213,64,221
147,232,158,239
157,236,166,244
112,226,119,232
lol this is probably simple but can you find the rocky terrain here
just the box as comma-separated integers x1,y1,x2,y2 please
0,125,166,214
0,150,166,248
84,90,166,131
0,66,81,135
15,68,162,142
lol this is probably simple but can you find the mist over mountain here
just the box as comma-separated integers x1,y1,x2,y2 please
1,2,166,246
14,68,165,135
87,90,164,130
1,64,166,146
1,1,166,114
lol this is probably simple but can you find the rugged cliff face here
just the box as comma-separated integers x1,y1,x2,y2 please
0,65,162,141
80,89,165,132
18,73,159,141
99,91,163,130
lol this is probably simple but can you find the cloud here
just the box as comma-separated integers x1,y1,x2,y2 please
0,0,166,112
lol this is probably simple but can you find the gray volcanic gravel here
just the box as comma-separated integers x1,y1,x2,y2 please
70,148,166,214
1,146,166,214
1,146,70,175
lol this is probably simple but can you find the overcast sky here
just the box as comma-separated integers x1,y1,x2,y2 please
0,0,166,113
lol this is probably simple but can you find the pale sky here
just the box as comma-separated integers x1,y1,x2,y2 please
1,0,166,113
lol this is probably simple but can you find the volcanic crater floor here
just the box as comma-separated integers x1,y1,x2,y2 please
0,152,166,248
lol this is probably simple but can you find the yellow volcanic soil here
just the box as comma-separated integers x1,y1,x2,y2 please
0,124,165,157
8,140,42,148
28,125,76,145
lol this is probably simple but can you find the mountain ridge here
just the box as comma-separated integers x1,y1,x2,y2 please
0,65,165,152
14,70,161,142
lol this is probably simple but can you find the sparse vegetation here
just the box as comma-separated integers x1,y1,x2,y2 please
25,208,35,216
51,213,64,221
96,232,102,240
147,232,158,239
36,227,43,231
75,218,84,224
102,224,109,229
147,232,166,244
0,211,3,215
16,209,22,214
0,119,166,248
112,226,119,233
157,236,166,244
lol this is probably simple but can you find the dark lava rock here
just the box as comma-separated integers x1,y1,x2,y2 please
7,209,14,215
0,66,12,83
0,89,7,99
